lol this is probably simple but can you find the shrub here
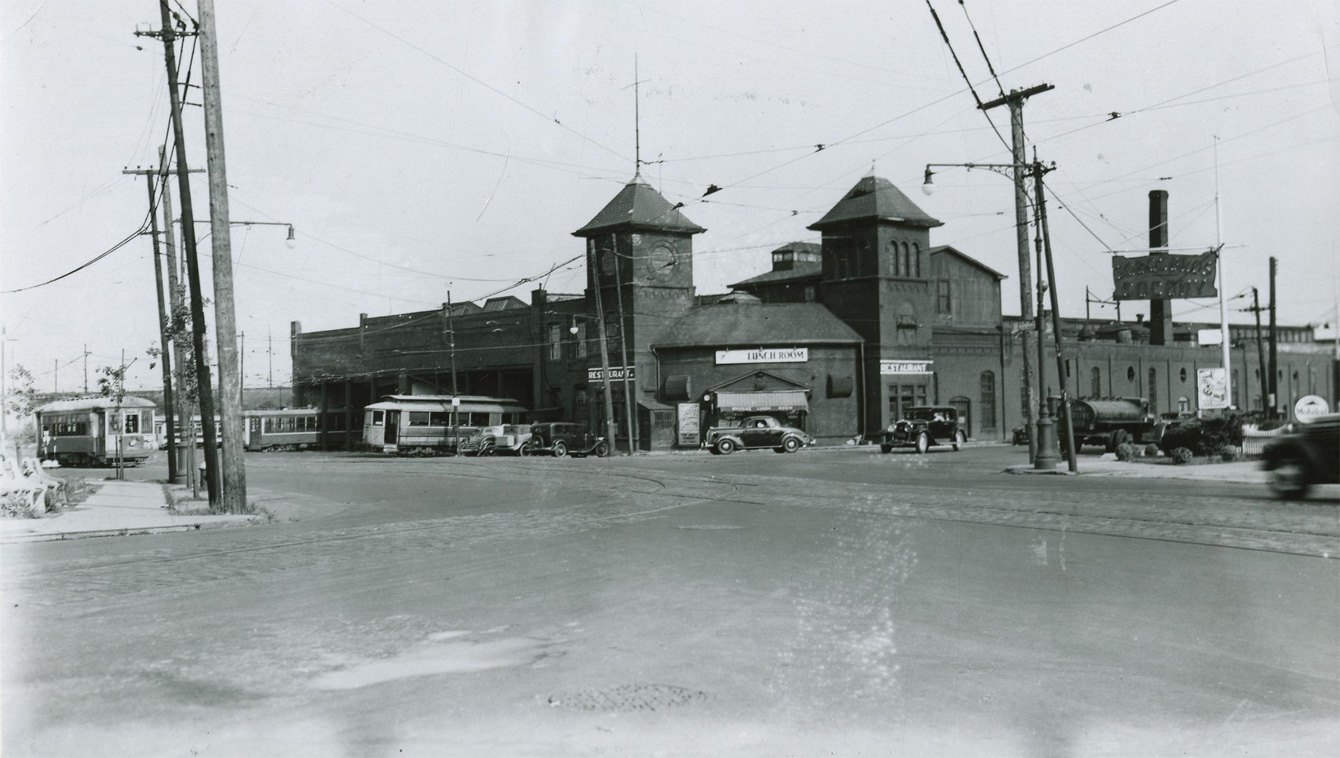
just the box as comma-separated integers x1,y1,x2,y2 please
1115,442,1138,461
1,492,38,519
1171,447,1194,465
1159,414,1245,456
1220,445,1239,463
1144,443,1162,458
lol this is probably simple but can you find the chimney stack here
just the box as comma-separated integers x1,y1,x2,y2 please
1148,190,1172,346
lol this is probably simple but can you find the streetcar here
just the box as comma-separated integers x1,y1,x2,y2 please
36,396,158,467
363,395,529,454
243,408,323,451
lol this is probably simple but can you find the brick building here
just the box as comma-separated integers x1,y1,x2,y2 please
291,174,1337,450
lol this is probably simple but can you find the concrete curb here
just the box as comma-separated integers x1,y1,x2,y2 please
2,517,259,544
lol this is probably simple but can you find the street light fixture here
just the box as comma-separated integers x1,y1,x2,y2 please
285,225,297,249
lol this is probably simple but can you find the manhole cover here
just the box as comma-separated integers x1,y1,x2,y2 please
547,683,707,711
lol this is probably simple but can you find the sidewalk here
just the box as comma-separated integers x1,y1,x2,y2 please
1007,457,1266,484
0,480,256,544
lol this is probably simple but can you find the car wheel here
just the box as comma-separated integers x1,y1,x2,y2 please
479,443,495,457
915,432,930,455
953,430,965,452
716,438,737,455
552,441,568,458
782,436,801,453
1268,457,1312,500
880,445,893,454
594,441,611,458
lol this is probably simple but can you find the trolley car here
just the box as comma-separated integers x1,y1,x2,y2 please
36,396,158,467
363,395,528,454
243,409,323,451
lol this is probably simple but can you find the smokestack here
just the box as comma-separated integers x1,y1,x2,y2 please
1148,190,1172,346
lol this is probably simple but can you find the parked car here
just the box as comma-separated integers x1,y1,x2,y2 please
459,424,534,456
526,422,609,458
1261,413,1339,500
704,415,812,455
881,406,965,454
1011,423,1029,446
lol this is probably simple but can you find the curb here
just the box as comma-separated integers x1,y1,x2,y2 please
1005,465,1078,476
1,517,259,544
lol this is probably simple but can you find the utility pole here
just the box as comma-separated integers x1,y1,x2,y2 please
447,291,459,456
610,238,638,454
1033,153,1078,472
1268,256,1278,419
54,359,58,393
1213,136,1233,409
145,2,221,504
268,328,273,388
589,245,619,452
980,83,1052,462
158,144,196,494
83,344,88,393
239,331,245,409
123,160,201,483
198,0,247,514
1250,288,1270,412
146,170,179,483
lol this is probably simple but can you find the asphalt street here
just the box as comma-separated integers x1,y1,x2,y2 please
3,445,1337,757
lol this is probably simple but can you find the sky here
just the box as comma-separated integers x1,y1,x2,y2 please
2,0,1338,393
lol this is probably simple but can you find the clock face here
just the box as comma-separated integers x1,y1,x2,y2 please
642,243,678,282
598,246,617,279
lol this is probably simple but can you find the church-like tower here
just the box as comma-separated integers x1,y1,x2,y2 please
572,178,704,439
808,175,943,432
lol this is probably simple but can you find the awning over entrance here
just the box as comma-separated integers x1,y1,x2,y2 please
715,390,809,413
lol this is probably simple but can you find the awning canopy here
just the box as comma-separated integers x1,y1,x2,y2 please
715,390,809,413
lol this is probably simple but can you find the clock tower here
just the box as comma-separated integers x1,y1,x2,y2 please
572,178,704,435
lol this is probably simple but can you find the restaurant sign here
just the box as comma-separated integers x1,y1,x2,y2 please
1112,251,1218,301
715,347,809,365
587,366,636,382
879,360,933,375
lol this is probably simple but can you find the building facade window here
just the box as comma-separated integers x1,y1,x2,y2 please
901,242,912,278
547,323,561,360
936,280,951,314
912,242,922,278
888,383,927,420
1091,367,1102,397
1148,368,1158,412
896,304,918,346
569,322,587,359
980,371,996,429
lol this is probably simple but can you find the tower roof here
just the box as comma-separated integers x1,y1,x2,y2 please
573,179,705,236
808,175,942,231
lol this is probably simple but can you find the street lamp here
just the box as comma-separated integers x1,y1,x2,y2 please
285,225,297,249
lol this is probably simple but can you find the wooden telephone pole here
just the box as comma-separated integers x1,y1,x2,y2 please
142,2,221,503
980,83,1052,463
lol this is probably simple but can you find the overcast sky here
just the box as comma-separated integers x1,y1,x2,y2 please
2,0,1337,392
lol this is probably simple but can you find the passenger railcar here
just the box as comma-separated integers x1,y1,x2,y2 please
36,396,158,466
363,395,529,454
244,409,323,451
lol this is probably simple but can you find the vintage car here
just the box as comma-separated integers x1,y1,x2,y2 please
880,406,965,454
459,424,534,456
526,422,609,458
704,415,812,455
1261,413,1340,500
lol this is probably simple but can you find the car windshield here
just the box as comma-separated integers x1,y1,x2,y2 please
904,409,936,421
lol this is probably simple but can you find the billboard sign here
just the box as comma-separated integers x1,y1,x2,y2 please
587,366,635,382
715,347,808,365
1197,368,1229,410
1112,251,1218,301
1196,329,1223,346
1293,395,1331,423
677,402,701,446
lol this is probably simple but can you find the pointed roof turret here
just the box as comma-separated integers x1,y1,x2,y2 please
573,179,705,237
808,175,942,231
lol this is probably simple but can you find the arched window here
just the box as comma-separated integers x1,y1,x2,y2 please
901,242,911,277
1148,368,1158,412
980,371,996,429
912,242,922,278
1090,367,1102,397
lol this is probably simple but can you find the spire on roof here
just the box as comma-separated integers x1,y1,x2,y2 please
572,179,705,237
808,175,943,231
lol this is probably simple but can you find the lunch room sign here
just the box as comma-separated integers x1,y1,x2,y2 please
1112,250,1218,300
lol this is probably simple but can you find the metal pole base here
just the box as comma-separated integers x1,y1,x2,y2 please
1033,414,1060,470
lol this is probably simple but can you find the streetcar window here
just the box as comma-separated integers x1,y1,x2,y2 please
371,411,384,426
408,412,431,426
429,412,449,426
124,413,140,434
264,418,275,433
108,413,122,434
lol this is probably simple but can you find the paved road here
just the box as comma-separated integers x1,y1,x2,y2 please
3,446,1337,756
